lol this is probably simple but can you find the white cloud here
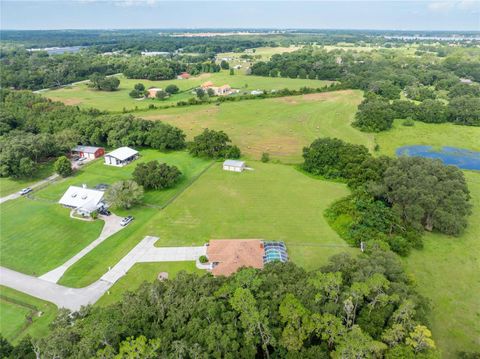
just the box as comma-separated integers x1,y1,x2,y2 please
427,0,480,12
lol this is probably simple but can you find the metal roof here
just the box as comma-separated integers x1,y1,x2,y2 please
58,186,104,210
72,145,102,154
223,160,245,167
105,147,138,161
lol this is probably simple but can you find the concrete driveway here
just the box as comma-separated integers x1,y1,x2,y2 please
0,174,59,204
40,213,125,283
1,236,207,311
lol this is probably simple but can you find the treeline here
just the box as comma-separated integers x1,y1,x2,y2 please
354,87,480,132
123,56,220,81
0,90,185,178
302,138,471,255
251,48,480,129
0,50,220,90
1,248,439,358
0,30,275,53
251,47,480,84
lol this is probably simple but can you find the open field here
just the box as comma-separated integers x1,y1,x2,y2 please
143,90,370,163
96,262,202,307
0,161,54,197
0,199,104,275
376,119,480,156
60,162,355,288
0,286,57,343
404,171,480,357
34,150,212,206
43,71,333,112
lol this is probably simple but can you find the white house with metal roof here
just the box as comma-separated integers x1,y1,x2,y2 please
223,160,246,172
58,185,105,216
104,147,139,167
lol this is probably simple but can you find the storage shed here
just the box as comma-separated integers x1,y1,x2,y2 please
223,160,246,172
104,147,139,167
72,145,105,159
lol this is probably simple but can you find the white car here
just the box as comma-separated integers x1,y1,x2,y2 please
120,216,134,226
19,187,32,195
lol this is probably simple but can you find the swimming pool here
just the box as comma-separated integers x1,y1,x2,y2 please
396,145,480,170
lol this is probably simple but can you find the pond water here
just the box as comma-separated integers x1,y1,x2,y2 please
396,145,480,170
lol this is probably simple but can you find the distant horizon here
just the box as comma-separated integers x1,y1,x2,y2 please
1,28,479,33
2,1,479,31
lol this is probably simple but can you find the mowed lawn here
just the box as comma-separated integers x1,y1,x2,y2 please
403,171,480,358
43,71,333,112
0,199,104,275
96,262,202,307
0,160,55,197
1,150,210,276
35,149,212,207
143,90,371,163
60,162,355,288
376,119,480,156
0,286,57,343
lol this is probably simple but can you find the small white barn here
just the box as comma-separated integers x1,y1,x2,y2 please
223,160,246,172
59,185,104,216
104,147,139,167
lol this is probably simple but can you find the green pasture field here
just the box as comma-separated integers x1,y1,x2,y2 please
43,71,333,112
142,89,370,163
0,286,57,343
96,262,202,307
59,161,356,288
375,119,480,156
34,149,212,207
403,171,480,358
0,160,55,197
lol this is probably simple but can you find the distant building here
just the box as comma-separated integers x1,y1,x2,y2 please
201,81,214,89
104,147,139,167
460,78,473,84
141,51,170,56
250,90,264,95
71,145,105,159
59,185,105,217
215,84,232,96
147,88,162,98
223,160,246,172
177,72,191,80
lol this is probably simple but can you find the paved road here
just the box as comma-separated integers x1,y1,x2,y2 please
39,214,125,283
0,266,112,311
0,236,207,311
0,174,59,204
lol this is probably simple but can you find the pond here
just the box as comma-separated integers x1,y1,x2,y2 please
396,145,480,170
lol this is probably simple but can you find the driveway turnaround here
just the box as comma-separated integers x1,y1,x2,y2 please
0,174,59,204
0,236,207,311
40,213,126,283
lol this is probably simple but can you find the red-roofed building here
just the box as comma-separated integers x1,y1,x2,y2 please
177,72,191,80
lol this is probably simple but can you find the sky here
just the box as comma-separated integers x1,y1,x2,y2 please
1,0,479,31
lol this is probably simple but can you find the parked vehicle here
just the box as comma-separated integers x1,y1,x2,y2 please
98,208,111,216
77,157,87,162
120,216,134,226
19,188,32,195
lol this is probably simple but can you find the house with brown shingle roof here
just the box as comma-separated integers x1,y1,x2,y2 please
207,239,265,276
